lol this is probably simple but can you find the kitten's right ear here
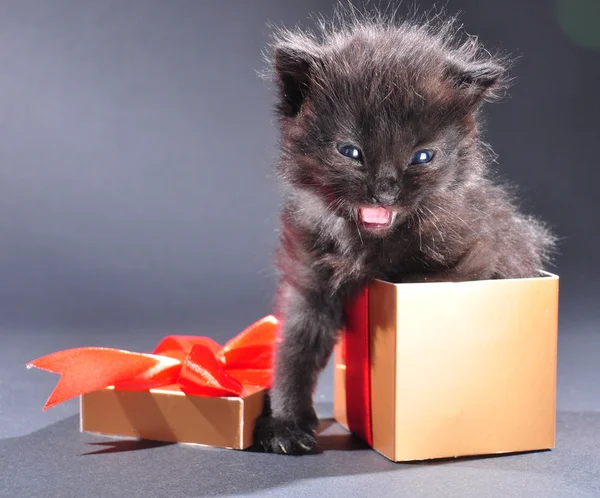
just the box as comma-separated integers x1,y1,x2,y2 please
443,56,510,106
272,43,318,118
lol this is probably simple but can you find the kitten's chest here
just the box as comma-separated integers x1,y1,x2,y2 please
348,223,454,278
365,240,417,275
338,233,420,279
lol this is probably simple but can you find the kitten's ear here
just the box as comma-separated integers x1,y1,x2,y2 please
272,42,319,118
444,58,508,104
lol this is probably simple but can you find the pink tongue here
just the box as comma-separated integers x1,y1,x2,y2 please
359,207,391,224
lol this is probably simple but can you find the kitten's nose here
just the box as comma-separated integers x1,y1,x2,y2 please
373,176,400,204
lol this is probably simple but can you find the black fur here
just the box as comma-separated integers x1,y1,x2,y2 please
253,10,556,455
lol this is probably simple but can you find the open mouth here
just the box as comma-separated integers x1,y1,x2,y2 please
357,206,396,230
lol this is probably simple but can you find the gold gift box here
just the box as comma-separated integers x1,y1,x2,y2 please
334,271,559,462
80,385,265,450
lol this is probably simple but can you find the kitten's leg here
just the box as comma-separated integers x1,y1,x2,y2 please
253,284,345,455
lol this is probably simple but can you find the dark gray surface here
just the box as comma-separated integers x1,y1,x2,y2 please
1,320,599,497
1,1,599,497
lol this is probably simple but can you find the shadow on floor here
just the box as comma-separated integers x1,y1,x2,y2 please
3,409,599,496
1,405,398,497
81,439,176,456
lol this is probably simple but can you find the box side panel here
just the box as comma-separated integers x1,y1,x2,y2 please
547,277,559,448
391,276,558,461
81,388,249,449
369,280,398,460
240,390,266,448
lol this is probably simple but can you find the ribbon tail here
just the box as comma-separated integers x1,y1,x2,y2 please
27,347,173,410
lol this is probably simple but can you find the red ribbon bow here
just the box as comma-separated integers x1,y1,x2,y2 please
27,316,280,410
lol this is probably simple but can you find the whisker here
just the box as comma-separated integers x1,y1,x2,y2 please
422,205,445,242
352,212,364,246
429,202,471,228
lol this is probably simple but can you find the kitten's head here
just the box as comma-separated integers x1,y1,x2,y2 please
268,13,510,235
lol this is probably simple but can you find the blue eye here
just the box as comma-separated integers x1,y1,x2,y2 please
337,144,363,161
410,150,434,165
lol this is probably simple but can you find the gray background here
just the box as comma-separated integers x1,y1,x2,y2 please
1,1,599,497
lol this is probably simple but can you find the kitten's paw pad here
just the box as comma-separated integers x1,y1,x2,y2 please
253,417,318,455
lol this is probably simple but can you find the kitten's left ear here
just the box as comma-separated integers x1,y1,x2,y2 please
270,38,321,118
444,58,508,104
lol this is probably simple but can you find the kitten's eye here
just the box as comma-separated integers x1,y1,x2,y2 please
410,150,434,165
337,144,363,162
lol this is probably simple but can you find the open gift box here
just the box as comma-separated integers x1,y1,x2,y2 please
27,316,278,450
335,271,559,462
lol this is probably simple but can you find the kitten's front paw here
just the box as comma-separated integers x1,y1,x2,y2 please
252,416,318,455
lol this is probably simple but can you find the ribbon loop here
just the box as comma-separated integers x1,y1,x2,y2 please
219,315,279,354
152,335,221,361
178,344,244,397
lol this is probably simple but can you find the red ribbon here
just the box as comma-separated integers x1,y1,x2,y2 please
27,316,280,410
343,286,373,446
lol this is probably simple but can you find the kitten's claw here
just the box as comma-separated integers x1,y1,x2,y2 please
252,416,319,456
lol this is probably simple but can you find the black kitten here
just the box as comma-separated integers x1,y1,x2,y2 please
253,11,556,455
